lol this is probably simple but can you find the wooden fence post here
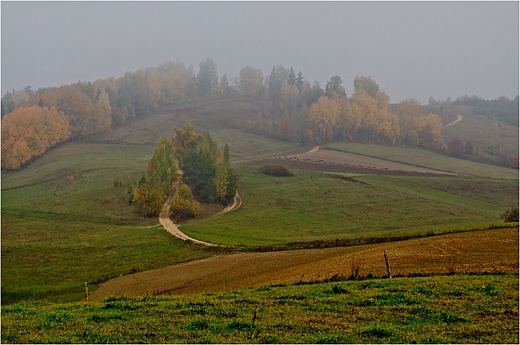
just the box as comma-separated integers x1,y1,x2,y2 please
85,282,89,301
384,250,392,279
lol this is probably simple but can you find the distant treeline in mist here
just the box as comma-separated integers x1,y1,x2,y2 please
452,95,519,126
1,59,517,170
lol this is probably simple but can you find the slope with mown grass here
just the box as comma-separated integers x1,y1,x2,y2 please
178,166,518,246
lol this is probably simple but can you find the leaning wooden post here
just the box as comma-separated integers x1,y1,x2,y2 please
384,250,392,279
85,282,89,301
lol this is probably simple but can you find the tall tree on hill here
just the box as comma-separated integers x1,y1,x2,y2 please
296,71,305,95
146,137,180,195
89,89,112,134
417,113,444,149
132,137,180,217
182,149,216,203
354,76,380,98
218,74,231,95
196,58,218,96
280,82,299,115
267,65,290,104
172,123,200,163
308,96,339,143
325,75,346,98
238,66,264,98
397,99,422,146
287,67,296,86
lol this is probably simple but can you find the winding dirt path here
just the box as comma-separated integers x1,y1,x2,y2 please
443,113,463,128
158,183,241,247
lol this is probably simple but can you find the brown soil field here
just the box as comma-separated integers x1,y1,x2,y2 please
89,228,518,301
244,148,458,176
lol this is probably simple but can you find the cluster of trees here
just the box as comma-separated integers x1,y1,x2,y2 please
452,95,519,125
9,57,514,171
446,138,518,168
1,106,70,170
130,124,236,218
173,124,236,205
1,61,200,169
306,79,444,149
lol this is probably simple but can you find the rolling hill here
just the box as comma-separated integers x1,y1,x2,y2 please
2,97,518,298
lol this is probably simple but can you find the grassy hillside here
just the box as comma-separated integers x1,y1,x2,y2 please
442,105,518,160
92,98,306,160
179,166,517,245
2,274,518,343
1,142,223,304
2,98,518,306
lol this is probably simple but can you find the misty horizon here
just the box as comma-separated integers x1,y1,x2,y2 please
2,1,519,104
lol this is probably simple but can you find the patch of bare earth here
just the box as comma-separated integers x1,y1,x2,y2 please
245,147,458,176
89,228,518,301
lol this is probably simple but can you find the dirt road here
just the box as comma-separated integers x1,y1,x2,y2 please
268,147,458,176
443,113,463,128
158,184,241,247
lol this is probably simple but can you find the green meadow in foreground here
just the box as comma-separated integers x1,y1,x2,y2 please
179,166,518,245
2,274,518,344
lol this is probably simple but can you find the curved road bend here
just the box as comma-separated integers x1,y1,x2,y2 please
443,114,463,128
158,184,241,247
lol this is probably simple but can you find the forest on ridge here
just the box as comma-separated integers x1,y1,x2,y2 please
1,59,517,170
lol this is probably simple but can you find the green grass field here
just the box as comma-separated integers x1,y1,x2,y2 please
2,97,518,317
2,132,518,304
1,98,519,345
1,213,219,304
1,142,223,304
2,274,517,343
179,166,518,245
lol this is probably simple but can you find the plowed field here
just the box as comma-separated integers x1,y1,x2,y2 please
89,227,518,301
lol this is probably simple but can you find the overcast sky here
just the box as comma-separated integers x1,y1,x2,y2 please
2,1,518,104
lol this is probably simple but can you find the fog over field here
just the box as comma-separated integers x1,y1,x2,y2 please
1,1,518,103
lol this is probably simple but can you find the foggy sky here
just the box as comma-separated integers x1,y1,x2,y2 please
2,1,518,104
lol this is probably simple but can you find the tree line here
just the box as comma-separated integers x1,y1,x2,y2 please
130,124,236,218
2,58,448,169
452,95,519,126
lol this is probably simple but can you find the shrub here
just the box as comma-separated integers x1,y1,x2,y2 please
132,183,165,217
170,184,199,221
259,164,294,177
447,138,464,157
349,258,365,280
501,205,519,222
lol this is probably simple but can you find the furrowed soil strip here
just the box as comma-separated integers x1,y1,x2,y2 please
89,227,518,301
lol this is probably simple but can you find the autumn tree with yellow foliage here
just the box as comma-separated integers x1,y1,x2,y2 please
306,78,443,148
132,137,180,217
1,106,70,170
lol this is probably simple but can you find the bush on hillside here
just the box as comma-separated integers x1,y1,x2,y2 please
170,184,199,221
501,205,519,223
447,138,465,157
259,164,294,177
